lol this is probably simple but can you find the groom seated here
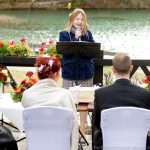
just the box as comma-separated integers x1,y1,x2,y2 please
92,52,150,150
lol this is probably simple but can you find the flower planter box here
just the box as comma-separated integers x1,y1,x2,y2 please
0,56,36,67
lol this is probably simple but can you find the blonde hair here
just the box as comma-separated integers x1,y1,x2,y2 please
66,8,88,35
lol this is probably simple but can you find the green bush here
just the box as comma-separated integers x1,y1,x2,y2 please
7,43,31,57
39,45,62,58
0,41,11,56
0,40,31,57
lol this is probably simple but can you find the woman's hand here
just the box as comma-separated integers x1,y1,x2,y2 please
75,29,82,40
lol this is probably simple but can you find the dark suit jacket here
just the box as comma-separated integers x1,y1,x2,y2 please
92,78,150,149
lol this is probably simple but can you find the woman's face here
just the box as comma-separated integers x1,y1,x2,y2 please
73,13,84,30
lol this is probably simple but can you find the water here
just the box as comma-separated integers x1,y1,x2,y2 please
0,9,150,59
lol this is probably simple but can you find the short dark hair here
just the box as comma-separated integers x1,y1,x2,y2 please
112,53,132,74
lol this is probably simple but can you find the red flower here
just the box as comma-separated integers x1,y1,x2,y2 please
0,68,4,71
21,79,26,85
39,48,45,52
142,75,150,90
21,88,26,92
15,88,22,94
30,77,37,83
26,71,33,77
10,41,15,45
3,76,7,81
0,73,3,77
26,80,35,87
20,38,26,43
12,71,37,102
0,68,9,83
147,75,150,81
41,42,46,46
143,78,148,83
0,43,3,48
49,40,54,45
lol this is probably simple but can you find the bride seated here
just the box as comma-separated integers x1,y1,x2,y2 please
21,54,79,150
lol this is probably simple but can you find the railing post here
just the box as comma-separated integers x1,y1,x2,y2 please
93,50,104,86
5,67,17,90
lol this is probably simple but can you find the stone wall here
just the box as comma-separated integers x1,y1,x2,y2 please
1,0,150,9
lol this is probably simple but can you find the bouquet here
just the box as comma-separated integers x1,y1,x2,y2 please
11,71,37,102
0,68,10,84
141,75,150,90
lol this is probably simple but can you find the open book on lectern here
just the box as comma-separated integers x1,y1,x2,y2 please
56,41,101,58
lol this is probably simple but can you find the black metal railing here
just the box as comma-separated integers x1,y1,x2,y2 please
0,50,150,89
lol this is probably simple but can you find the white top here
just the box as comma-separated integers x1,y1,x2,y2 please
22,78,79,150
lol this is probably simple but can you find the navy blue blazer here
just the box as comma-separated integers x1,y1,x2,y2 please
59,30,94,80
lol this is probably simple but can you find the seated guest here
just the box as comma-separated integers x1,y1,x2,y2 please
92,52,150,150
21,54,79,150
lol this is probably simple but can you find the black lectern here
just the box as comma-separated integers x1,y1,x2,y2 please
56,41,101,85
56,42,101,145
56,41,101,58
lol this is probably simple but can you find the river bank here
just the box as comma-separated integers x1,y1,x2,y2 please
1,0,150,10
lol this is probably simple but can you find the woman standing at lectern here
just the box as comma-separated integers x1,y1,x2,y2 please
59,8,94,89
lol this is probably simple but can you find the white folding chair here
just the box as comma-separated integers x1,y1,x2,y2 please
23,106,73,150
101,107,150,150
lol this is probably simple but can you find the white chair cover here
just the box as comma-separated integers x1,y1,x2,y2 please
101,107,150,150
23,106,73,150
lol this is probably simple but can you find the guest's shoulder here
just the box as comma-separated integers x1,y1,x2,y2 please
59,30,68,35
133,84,150,93
58,88,75,103
87,29,92,34
86,29,94,42
95,84,113,94
59,30,70,41
95,84,114,95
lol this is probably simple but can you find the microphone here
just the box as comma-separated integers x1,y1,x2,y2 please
77,25,82,42
79,36,81,42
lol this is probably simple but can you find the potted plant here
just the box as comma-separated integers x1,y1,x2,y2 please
0,38,31,57
11,71,37,102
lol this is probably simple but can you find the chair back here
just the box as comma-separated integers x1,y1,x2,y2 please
101,107,150,150
23,106,73,150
